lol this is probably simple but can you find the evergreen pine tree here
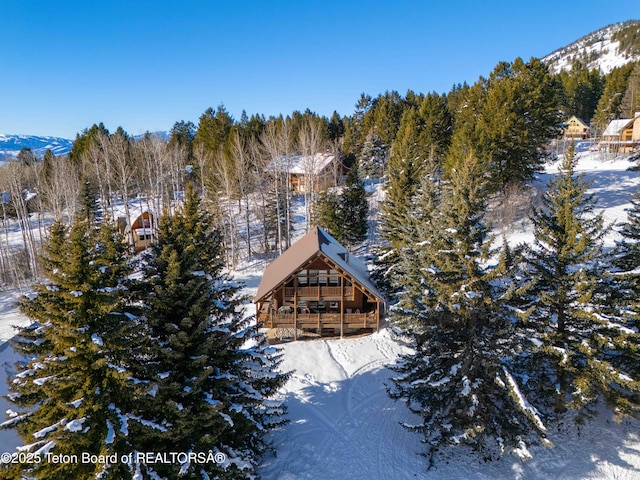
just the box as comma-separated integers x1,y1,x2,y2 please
605,189,640,382
517,145,640,417
340,164,369,248
614,190,640,291
313,165,368,248
130,186,287,479
312,190,342,242
2,219,137,479
357,131,387,179
389,153,548,464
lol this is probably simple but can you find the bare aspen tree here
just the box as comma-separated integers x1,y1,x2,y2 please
83,138,113,218
135,135,166,223
102,130,135,245
36,155,80,223
230,129,257,257
163,142,187,214
30,159,48,245
298,117,325,233
213,147,239,268
192,142,212,200
0,181,19,286
0,202,11,285
4,161,38,279
260,120,297,252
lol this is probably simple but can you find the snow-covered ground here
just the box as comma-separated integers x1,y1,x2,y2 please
0,150,639,479
257,150,640,480
258,329,640,480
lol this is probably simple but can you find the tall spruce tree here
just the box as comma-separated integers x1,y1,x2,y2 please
614,191,640,311
607,189,640,381
389,153,548,464
312,190,341,240
340,164,369,248
448,58,561,193
313,164,368,248
517,145,640,417
130,186,287,479
2,219,137,479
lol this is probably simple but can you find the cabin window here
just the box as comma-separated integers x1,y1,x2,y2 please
297,271,308,286
318,269,328,286
309,269,319,286
329,270,339,286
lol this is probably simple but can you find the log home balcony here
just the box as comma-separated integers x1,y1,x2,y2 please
254,227,386,340
259,311,378,330
284,286,354,301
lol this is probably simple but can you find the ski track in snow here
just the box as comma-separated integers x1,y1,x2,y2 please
259,329,428,480
259,328,640,480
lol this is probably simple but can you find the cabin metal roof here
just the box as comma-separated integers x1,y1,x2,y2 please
254,227,384,304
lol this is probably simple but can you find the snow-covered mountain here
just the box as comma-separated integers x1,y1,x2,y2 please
543,20,640,74
0,132,170,162
0,134,73,160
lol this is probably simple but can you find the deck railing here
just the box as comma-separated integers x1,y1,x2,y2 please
284,286,353,299
258,312,377,329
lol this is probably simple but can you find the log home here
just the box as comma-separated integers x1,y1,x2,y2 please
255,227,385,339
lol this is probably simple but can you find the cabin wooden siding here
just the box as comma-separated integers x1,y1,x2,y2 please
600,115,640,152
563,116,589,140
256,253,382,338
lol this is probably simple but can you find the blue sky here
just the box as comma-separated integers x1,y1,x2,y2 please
0,1,636,139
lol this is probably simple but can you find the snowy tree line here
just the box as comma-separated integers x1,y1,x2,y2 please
0,110,348,288
2,55,639,288
1,187,288,479
385,144,640,464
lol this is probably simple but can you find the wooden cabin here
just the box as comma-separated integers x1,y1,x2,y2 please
117,211,156,252
131,212,155,251
562,115,590,140
601,114,640,152
270,153,345,194
254,227,385,339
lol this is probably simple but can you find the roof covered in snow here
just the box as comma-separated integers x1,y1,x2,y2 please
602,118,636,137
269,153,336,176
254,227,384,304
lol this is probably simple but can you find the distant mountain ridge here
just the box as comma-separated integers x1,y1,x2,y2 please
543,20,640,74
0,132,172,162
0,134,74,160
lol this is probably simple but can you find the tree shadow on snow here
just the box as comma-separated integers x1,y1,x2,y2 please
258,364,430,480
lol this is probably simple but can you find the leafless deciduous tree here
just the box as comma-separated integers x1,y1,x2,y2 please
298,117,326,232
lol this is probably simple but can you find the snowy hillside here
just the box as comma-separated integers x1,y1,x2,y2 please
0,150,639,479
255,150,640,480
0,134,73,160
543,20,640,74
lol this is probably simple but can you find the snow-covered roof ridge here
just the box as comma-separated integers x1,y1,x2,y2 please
602,118,635,137
270,153,336,175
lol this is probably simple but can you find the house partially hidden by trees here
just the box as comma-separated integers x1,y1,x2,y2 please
255,227,384,340
270,153,345,193
600,113,640,152
116,211,156,252
562,115,590,140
